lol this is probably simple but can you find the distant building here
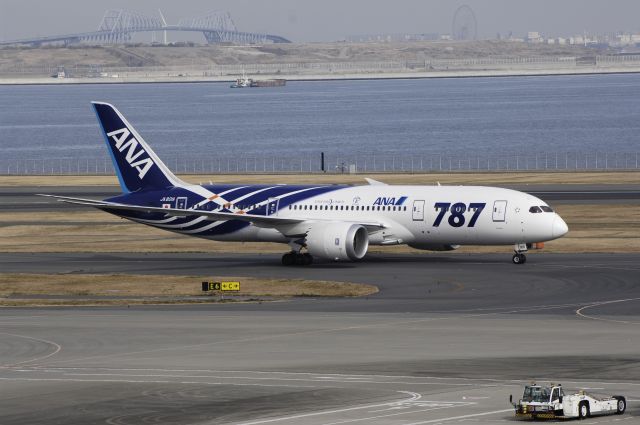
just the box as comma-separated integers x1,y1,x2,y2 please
570,36,584,45
527,31,544,43
346,33,440,43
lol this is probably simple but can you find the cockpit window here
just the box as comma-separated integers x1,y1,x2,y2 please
540,206,554,213
529,206,542,213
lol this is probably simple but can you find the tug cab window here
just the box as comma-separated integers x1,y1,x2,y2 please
551,387,564,401
523,386,550,403
529,206,543,213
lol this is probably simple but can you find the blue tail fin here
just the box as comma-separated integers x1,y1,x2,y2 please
92,102,184,193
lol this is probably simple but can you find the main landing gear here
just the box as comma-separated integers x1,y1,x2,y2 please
282,252,313,266
512,243,527,265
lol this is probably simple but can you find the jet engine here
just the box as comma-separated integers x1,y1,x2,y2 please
306,223,369,261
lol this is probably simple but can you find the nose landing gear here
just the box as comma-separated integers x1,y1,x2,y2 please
512,253,526,264
512,243,527,265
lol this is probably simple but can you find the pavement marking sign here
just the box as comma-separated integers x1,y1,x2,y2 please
221,281,240,291
202,281,240,291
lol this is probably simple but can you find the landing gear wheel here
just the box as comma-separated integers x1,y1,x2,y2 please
282,252,313,266
281,253,295,266
614,396,626,414
578,401,590,419
302,253,313,265
512,253,526,264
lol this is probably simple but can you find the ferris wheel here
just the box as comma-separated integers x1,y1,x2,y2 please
452,5,477,41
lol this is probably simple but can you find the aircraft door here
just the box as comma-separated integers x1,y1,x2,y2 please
412,200,425,221
266,198,279,216
492,200,507,222
176,197,188,209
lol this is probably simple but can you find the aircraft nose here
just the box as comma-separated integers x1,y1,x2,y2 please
552,215,569,238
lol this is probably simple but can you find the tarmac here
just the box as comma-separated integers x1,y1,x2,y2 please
1,184,639,424
1,252,640,424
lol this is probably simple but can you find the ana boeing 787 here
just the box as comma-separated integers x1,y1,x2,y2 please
41,102,568,265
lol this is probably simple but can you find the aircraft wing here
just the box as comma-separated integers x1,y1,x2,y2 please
37,194,386,230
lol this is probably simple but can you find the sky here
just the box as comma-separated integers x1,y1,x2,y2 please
1,0,639,42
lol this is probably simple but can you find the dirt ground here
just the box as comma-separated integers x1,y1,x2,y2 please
0,41,603,70
0,273,378,307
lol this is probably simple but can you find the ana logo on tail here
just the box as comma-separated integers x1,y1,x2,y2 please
106,128,154,179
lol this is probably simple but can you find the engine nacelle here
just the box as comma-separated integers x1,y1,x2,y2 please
306,223,369,261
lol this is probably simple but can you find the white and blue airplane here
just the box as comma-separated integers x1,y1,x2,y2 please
41,102,569,265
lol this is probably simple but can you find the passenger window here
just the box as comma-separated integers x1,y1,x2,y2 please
529,206,542,213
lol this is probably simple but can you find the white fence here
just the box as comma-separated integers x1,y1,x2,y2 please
2,152,639,175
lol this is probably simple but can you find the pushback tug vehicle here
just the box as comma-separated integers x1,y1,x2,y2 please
510,383,626,420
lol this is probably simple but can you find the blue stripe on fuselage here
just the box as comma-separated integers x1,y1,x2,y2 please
103,184,347,236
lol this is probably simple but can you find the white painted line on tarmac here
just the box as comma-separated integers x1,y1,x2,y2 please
27,301,595,367
0,376,317,388
0,332,62,367
402,408,513,424
576,298,640,325
232,391,421,425
13,367,640,389
321,404,468,425
13,370,492,387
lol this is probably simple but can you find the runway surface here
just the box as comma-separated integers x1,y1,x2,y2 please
2,184,640,211
1,252,640,424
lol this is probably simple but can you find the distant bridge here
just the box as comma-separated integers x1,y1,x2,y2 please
0,9,290,46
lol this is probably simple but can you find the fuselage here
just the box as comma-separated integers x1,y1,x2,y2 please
106,183,568,247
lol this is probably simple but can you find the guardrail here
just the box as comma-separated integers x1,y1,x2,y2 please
1,152,638,175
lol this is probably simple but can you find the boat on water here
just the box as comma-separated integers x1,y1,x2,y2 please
230,70,252,88
231,70,286,88
250,79,286,87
